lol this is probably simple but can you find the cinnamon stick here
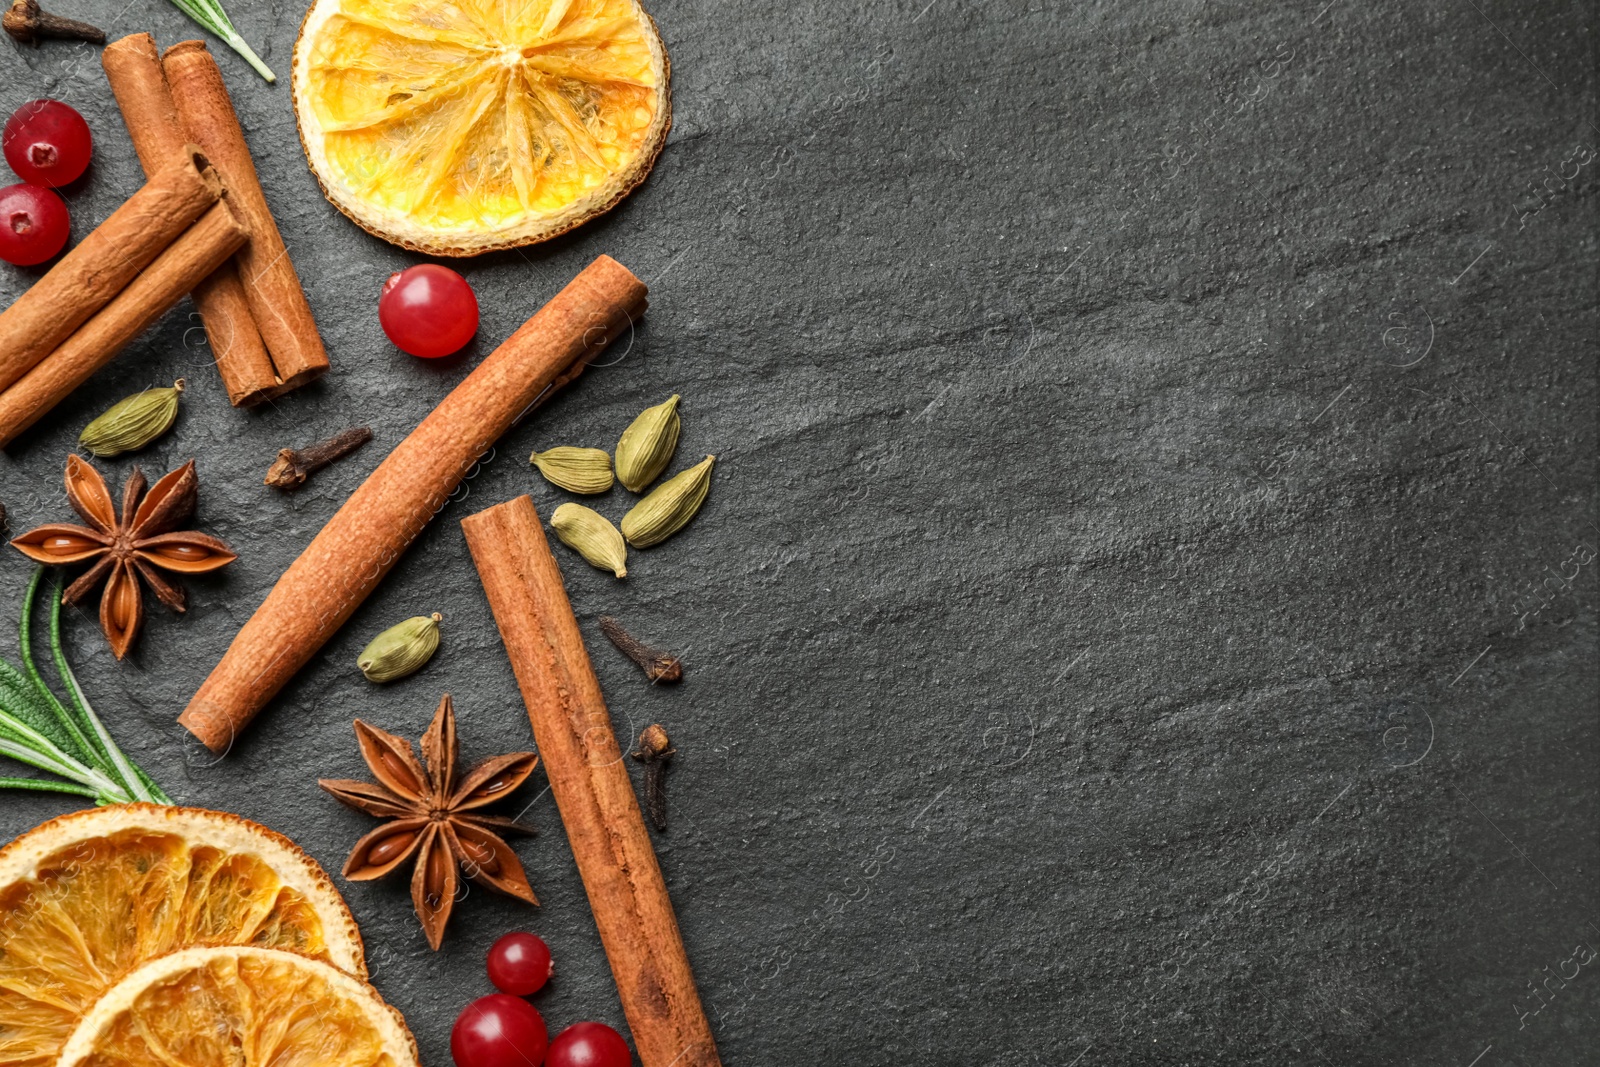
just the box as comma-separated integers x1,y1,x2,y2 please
163,40,331,395
0,201,249,447
179,255,647,752
462,496,720,1067
0,146,222,395
103,33,279,407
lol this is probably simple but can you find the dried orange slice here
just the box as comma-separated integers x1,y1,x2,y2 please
57,946,418,1067
0,805,364,1067
292,0,672,256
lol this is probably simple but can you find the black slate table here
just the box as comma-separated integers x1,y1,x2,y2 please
1,1,1596,1064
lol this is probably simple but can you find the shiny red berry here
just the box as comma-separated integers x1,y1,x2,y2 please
0,184,69,266
450,993,548,1067
3,100,92,187
487,932,553,996
378,263,479,358
546,1021,632,1067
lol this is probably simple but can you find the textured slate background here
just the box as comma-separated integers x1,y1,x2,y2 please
2,0,1597,1064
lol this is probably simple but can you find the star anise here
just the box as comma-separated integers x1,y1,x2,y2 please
319,694,541,950
9,455,237,659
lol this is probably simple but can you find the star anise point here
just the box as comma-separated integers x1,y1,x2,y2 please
9,456,235,658
321,694,541,949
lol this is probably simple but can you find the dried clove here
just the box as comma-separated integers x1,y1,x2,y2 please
631,723,675,832
4,0,105,45
264,426,373,491
598,616,683,683
0,498,7,533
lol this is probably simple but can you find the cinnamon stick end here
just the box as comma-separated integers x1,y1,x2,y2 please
177,700,233,755
592,253,647,292
167,144,224,199
161,38,209,61
231,382,282,409
263,364,329,400
104,30,156,52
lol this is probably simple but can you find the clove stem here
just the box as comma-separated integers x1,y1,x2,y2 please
598,616,683,684
3,0,105,45
631,723,675,832
264,427,373,491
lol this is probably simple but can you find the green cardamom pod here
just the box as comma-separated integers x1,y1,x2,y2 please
530,446,615,494
551,503,628,577
621,455,715,548
615,394,681,492
358,613,442,683
78,379,185,458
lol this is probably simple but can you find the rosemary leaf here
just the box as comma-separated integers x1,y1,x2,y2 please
0,661,75,758
0,716,130,800
133,764,173,806
0,731,82,782
0,711,130,802
0,776,100,799
166,0,277,83
47,579,155,803
0,729,127,803
0,568,169,806
19,569,109,771
0,677,92,782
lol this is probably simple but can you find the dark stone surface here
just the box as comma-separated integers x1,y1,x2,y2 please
1,0,1596,1063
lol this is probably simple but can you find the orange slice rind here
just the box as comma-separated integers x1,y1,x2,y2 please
57,946,418,1067
0,804,365,1067
291,0,672,255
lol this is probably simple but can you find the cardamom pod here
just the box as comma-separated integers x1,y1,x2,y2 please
78,379,185,458
615,394,681,492
551,502,628,577
621,455,715,548
358,613,443,683
530,446,614,494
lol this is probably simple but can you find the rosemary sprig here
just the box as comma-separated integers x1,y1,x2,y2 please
166,0,277,83
0,777,99,799
0,568,171,805
18,569,108,772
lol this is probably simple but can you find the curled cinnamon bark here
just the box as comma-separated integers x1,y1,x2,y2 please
163,40,331,395
102,33,280,407
0,147,221,395
463,496,720,1067
0,201,249,447
179,255,646,752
